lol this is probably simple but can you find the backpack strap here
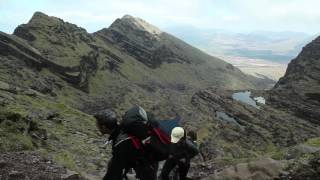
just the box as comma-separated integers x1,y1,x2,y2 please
114,136,132,147
128,135,144,150
152,127,171,144
142,136,151,144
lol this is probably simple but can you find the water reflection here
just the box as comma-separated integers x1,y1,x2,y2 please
232,91,266,109
232,91,258,108
216,111,241,126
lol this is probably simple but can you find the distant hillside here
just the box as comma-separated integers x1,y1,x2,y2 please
165,26,314,64
12,12,271,93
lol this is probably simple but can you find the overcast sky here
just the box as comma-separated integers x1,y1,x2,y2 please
0,0,319,34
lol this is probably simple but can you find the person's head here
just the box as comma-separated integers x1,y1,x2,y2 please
187,129,197,142
171,127,185,143
94,109,118,135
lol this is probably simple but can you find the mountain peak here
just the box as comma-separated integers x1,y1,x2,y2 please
19,11,64,27
122,14,135,19
110,15,162,35
31,11,48,18
26,11,63,26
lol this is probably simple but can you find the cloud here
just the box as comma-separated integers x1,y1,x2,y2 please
0,0,320,34
220,15,241,22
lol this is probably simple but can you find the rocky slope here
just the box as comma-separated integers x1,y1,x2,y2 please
186,34,320,179
275,36,320,94
94,14,272,90
0,151,86,180
270,35,320,124
197,41,320,178
1,11,320,180
12,12,271,93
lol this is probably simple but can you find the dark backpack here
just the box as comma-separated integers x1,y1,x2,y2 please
121,106,149,140
121,106,180,161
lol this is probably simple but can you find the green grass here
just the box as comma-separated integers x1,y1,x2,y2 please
0,132,34,151
52,150,78,170
305,137,320,147
0,94,104,175
197,124,212,142
0,110,35,152
262,143,287,160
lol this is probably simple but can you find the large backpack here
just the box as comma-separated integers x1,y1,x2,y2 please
121,106,181,161
121,106,150,140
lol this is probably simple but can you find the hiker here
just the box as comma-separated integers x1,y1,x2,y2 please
160,127,199,180
94,108,157,180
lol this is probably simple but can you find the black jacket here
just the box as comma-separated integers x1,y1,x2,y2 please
103,127,156,180
161,138,199,180
169,138,199,160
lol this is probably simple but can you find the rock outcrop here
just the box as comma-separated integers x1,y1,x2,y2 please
278,151,320,180
191,88,320,161
14,12,94,68
0,151,86,180
275,36,320,95
204,158,285,180
270,35,320,124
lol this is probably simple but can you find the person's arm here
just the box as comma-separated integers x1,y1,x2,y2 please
103,141,132,180
185,139,199,159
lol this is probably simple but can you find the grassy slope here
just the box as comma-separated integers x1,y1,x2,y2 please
0,92,109,177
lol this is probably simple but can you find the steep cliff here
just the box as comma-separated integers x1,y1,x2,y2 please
271,36,320,123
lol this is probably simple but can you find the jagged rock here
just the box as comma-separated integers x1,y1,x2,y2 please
275,36,320,94
271,35,320,124
46,110,60,120
0,152,88,180
0,91,14,102
204,158,285,180
0,160,8,168
62,170,81,180
0,81,10,91
279,151,320,180
192,88,320,157
9,170,25,179
14,12,94,68
0,32,43,70
286,144,320,160
22,88,45,97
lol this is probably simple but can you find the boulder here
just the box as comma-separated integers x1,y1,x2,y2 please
286,144,320,159
204,158,285,180
0,81,10,91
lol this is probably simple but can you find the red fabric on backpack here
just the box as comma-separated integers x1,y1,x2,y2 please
126,127,171,162
152,127,171,144
129,135,143,150
128,126,171,151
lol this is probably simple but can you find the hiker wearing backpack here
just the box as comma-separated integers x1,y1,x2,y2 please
160,127,199,180
94,108,158,180
122,107,172,162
